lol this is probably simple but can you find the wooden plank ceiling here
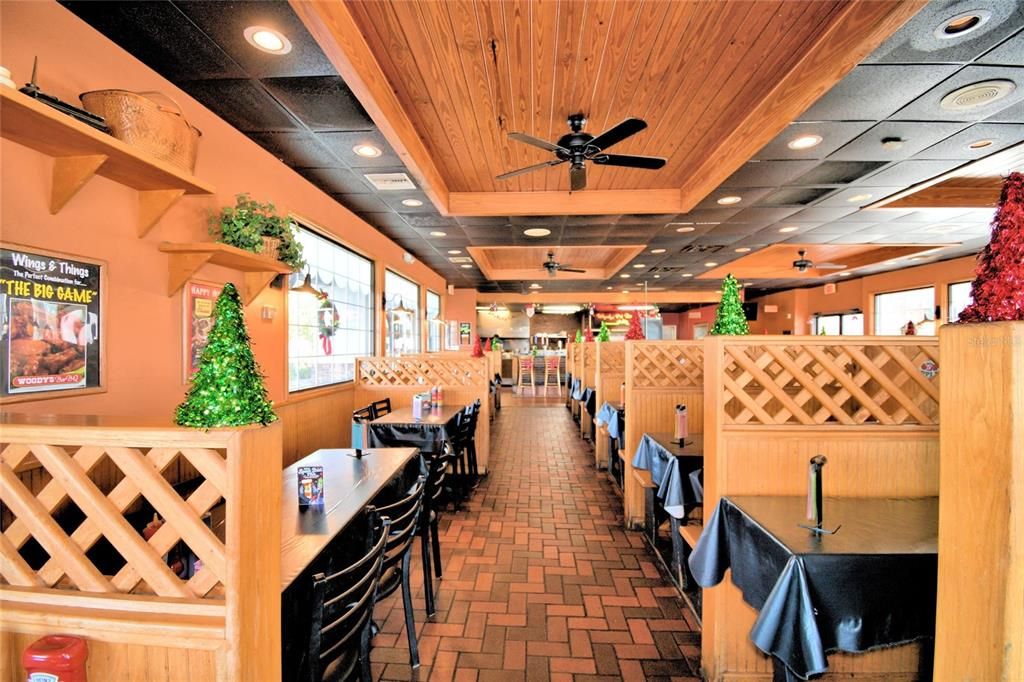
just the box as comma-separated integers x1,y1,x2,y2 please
295,0,925,214
468,244,644,281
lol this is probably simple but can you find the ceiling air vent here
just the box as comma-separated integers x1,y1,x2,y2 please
679,244,725,254
363,172,417,190
448,256,474,263
941,80,1016,111
650,266,688,273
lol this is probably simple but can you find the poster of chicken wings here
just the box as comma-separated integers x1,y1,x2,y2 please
0,245,105,402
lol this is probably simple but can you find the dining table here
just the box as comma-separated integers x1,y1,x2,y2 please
689,495,939,681
366,404,464,455
279,446,421,682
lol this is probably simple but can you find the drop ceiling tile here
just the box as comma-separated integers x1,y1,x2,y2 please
332,193,390,213
564,214,623,225
815,187,904,207
978,29,1024,66
616,213,679,224
860,159,964,186
984,98,1024,122
891,65,1024,123
402,213,459,228
355,212,414,232
694,187,772,210
610,224,661,239
515,215,568,227
455,216,512,227
793,160,890,185
563,224,614,240
759,187,837,206
375,192,434,213
172,1,338,78
888,207,985,222
726,207,802,228
754,122,876,160
916,122,1024,158
262,76,374,131
721,161,821,188
799,65,960,121
865,0,1024,64
808,221,884,235
298,167,373,193
469,236,511,246
828,121,969,162
59,1,247,80
179,78,301,131
316,131,402,167
247,132,339,167
786,207,860,222
786,232,836,244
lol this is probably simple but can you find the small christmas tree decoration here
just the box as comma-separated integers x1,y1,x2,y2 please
958,171,1024,323
903,320,917,336
176,283,276,427
575,329,583,343
625,310,646,340
584,324,594,342
597,321,611,342
471,335,484,358
484,337,492,352
710,274,750,335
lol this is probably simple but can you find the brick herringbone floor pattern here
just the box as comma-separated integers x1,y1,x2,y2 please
370,395,702,681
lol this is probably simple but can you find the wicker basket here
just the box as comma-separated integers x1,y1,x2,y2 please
79,89,202,173
259,237,282,258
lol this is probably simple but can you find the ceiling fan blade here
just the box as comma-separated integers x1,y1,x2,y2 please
588,118,647,152
592,154,666,170
816,263,848,270
508,132,569,154
496,159,565,180
570,164,587,192
558,267,586,273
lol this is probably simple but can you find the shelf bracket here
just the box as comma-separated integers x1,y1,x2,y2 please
242,271,281,306
166,252,215,297
50,154,108,214
138,189,186,238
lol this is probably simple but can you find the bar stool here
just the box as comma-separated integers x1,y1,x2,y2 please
517,356,535,391
543,355,561,389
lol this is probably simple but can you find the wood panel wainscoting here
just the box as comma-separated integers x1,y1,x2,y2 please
353,354,491,471
700,336,940,681
593,342,625,470
277,384,355,467
623,341,705,528
0,415,282,682
570,342,583,422
579,343,598,440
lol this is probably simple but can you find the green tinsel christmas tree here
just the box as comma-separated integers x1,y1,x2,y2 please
597,321,611,342
175,283,277,427
575,329,583,343
710,274,749,335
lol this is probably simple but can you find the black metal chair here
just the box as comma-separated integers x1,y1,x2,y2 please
370,398,392,419
307,513,389,682
367,476,427,668
463,400,481,478
424,448,450,583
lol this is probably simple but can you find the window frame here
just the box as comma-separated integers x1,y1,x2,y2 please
947,280,973,323
425,289,442,353
286,221,375,394
872,285,937,336
384,269,422,356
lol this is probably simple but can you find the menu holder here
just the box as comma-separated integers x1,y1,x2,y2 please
297,465,325,508
345,448,368,459
799,455,841,535
672,405,688,445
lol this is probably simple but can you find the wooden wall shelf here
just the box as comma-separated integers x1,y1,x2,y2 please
0,87,214,236
159,242,294,305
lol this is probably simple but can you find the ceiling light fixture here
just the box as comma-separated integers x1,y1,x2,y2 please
717,196,742,205
653,274,661,279
675,226,696,233
447,249,462,254
243,26,292,54
968,139,994,150
523,228,551,237
787,134,823,150
650,248,666,254
704,262,718,267
606,286,613,290
847,193,873,203
353,144,382,158
681,273,694,278
401,198,423,207
778,226,799,233
632,264,646,269
839,271,852,277
936,11,990,38
735,247,752,253
620,274,631,279
529,283,542,289
429,231,447,237
460,264,474,269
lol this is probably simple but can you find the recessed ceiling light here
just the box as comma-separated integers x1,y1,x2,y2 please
529,283,542,289
632,264,646,269
681,273,694,278
847,193,873,203
735,247,751,253
839,271,852,277
243,26,292,54
675,226,695,233
936,11,990,39
787,134,822,150
523,228,551,237
606,286,613,290
704,261,718,267
940,80,1016,111
778,226,799,233
717,196,742,205
447,249,462,254
650,248,666,254
968,139,994,150
401,198,424,207
460,264,474,269
621,290,630,294
653,274,661,279
620,274,631,279
429,231,447,237
353,144,382,158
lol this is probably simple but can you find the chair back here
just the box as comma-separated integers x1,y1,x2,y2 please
367,476,426,595
464,400,482,437
307,513,389,682
520,357,534,372
370,398,392,419
546,355,559,370
426,448,450,509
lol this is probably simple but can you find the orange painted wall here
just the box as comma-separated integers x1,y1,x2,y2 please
0,1,447,417
447,288,478,349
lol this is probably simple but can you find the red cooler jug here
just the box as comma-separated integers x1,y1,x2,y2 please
22,635,88,682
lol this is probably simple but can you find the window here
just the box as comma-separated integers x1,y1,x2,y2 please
948,281,973,322
811,312,863,335
874,287,936,335
841,312,864,335
426,290,442,352
385,270,420,355
288,226,374,392
812,314,841,336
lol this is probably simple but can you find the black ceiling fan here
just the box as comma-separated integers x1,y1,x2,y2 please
793,249,847,273
542,251,586,278
497,113,666,191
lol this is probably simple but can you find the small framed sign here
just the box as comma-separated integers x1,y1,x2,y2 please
0,244,106,403
183,280,223,381
459,321,472,344
297,465,325,507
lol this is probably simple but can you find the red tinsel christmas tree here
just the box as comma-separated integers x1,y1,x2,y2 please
484,337,492,352
584,324,594,342
471,335,484,358
624,310,646,340
958,171,1024,323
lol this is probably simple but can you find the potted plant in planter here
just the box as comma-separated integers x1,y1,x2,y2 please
209,193,305,270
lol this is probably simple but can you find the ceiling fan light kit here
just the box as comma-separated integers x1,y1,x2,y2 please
498,113,666,191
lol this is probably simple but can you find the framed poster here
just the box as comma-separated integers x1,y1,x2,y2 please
459,322,472,344
446,320,460,350
183,280,223,381
0,244,106,403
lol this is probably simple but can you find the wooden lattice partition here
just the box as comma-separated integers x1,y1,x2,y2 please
0,415,282,682
623,341,705,527
354,355,491,470
593,342,625,469
701,336,940,682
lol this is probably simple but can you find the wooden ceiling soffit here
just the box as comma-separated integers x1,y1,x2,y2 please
868,141,1024,210
467,245,644,281
699,243,952,280
449,190,684,216
480,291,721,305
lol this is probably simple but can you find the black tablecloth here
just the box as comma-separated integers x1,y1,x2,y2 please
689,496,938,680
366,411,460,455
630,433,703,518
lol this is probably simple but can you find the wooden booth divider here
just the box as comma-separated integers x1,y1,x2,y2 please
578,343,598,439
623,341,705,527
593,342,625,469
569,343,582,420
0,415,282,682
700,335,941,682
353,354,491,471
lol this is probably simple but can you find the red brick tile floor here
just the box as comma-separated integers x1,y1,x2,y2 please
369,388,702,681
